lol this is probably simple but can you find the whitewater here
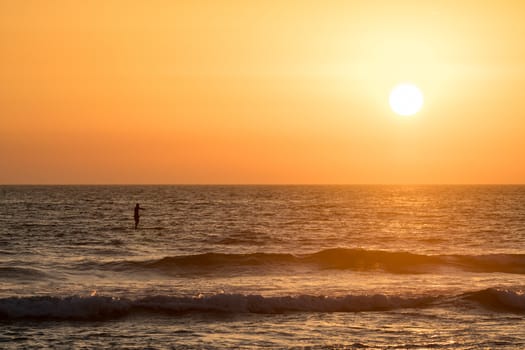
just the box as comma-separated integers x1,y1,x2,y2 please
1,185,524,348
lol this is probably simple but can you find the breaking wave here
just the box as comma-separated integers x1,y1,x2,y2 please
464,288,525,312
92,248,525,275
1,288,523,320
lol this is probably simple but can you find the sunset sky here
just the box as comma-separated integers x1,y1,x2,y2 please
1,1,525,184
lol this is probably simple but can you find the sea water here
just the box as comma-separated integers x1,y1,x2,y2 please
1,185,524,349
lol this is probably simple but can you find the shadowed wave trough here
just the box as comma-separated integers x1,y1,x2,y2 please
87,248,525,275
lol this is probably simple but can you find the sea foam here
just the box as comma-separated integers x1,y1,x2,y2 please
1,288,523,320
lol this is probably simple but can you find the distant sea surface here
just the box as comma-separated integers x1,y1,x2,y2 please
1,185,524,349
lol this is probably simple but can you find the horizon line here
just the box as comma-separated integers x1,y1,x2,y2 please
1,183,524,186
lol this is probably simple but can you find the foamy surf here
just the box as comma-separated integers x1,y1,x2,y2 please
1,288,523,320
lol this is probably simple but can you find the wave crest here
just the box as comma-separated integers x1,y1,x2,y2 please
1,288,523,320
0,267,49,280
0,293,434,320
463,288,525,312
96,248,525,275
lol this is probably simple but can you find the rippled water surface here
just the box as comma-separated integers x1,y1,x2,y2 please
1,185,524,348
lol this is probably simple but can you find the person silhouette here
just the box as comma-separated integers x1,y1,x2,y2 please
134,203,145,229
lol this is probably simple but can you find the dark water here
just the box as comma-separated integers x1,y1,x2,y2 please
1,185,524,348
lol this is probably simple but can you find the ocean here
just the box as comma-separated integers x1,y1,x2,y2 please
1,185,524,349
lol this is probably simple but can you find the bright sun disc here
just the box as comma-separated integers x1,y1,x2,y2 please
389,83,424,116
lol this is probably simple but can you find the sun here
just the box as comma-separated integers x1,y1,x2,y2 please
389,83,424,116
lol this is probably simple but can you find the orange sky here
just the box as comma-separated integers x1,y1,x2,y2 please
1,1,525,184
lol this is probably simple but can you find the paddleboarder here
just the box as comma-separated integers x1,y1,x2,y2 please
134,203,144,229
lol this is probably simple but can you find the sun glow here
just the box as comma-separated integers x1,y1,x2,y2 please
389,83,424,116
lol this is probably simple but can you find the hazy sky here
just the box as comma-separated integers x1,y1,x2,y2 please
1,1,524,184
